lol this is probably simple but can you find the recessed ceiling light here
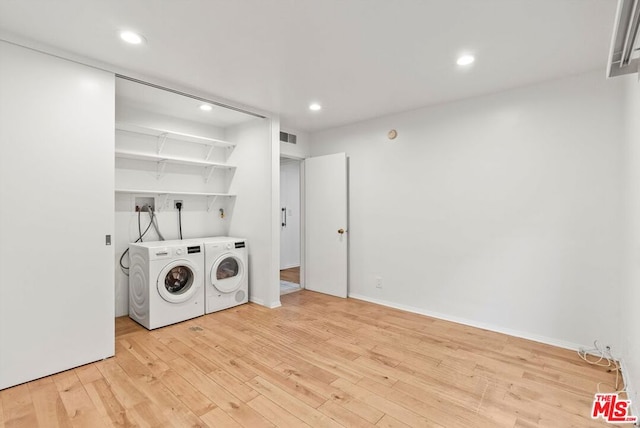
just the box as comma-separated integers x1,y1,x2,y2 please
199,104,213,111
456,54,475,66
309,103,322,111
120,30,144,45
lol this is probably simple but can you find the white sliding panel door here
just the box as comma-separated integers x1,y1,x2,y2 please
0,42,115,389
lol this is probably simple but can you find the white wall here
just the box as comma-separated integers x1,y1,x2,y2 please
623,73,640,414
311,70,626,350
227,119,281,308
0,42,115,389
280,128,311,159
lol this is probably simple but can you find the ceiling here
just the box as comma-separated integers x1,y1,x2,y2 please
0,0,617,132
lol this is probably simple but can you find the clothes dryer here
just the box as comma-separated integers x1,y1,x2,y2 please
128,239,205,329
202,237,248,314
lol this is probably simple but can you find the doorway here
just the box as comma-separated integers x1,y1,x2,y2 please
280,157,302,295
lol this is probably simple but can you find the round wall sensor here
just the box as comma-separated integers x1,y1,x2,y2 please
387,129,398,140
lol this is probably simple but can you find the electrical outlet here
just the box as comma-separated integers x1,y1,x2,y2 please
135,197,154,212
375,276,383,289
174,200,183,209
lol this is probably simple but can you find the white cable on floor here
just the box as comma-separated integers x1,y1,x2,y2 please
578,340,624,392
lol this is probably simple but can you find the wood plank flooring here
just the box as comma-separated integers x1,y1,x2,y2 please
280,267,300,284
0,290,625,427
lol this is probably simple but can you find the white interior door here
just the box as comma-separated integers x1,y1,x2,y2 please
304,153,348,298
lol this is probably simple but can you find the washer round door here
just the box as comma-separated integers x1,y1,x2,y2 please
157,259,200,303
211,253,245,293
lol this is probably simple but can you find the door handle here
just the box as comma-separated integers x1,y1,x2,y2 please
338,228,345,235
282,208,287,227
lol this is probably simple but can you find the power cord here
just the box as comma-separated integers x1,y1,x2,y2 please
150,205,165,240
176,201,183,239
119,205,163,275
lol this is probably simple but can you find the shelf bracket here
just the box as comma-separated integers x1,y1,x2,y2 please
204,165,216,183
156,160,167,179
225,145,234,162
207,195,219,212
205,145,215,161
157,133,168,155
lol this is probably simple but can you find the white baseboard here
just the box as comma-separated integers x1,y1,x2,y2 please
267,299,282,309
249,296,282,309
348,293,589,351
618,358,639,420
249,296,265,306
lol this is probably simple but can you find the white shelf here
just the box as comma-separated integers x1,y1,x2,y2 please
115,121,237,212
116,122,236,148
115,188,235,212
115,188,235,197
114,149,236,169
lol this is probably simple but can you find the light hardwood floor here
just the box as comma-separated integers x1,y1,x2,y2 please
0,291,625,427
280,266,300,284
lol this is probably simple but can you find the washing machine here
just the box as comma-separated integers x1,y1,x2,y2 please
128,239,205,329
202,237,248,314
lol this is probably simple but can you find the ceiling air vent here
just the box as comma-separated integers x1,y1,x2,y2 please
608,0,640,77
280,131,297,144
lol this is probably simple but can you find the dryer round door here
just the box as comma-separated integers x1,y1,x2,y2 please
157,259,200,303
211,253,245,293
